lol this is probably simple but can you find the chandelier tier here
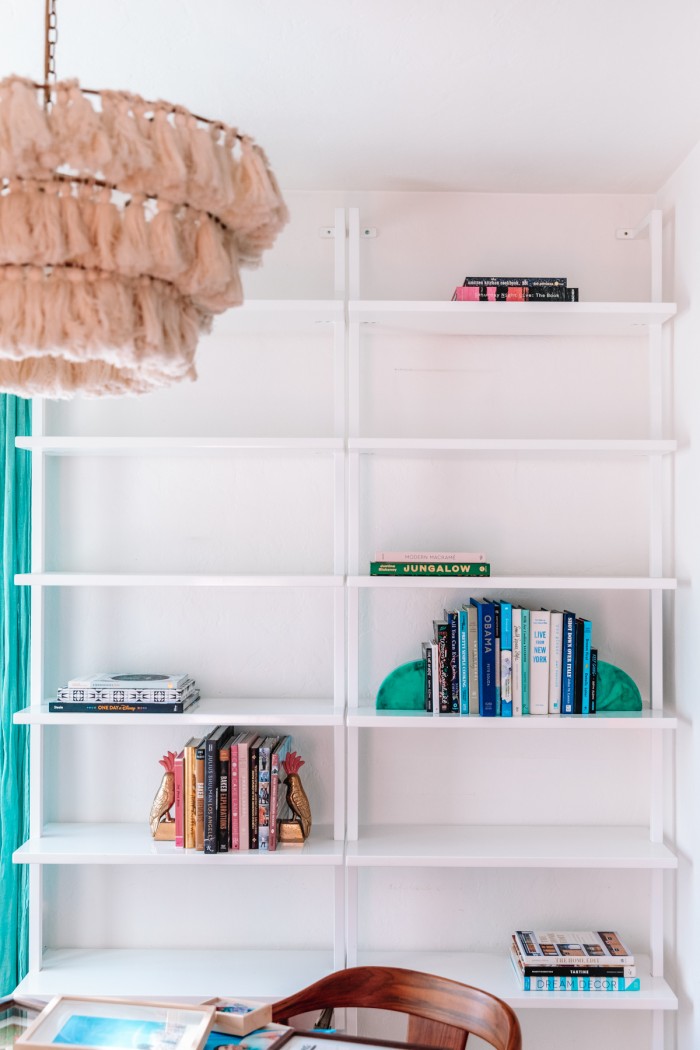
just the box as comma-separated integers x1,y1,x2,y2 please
0,66,287,397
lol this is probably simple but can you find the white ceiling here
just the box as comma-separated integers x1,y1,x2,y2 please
3,0,700,194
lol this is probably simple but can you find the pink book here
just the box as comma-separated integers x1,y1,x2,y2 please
452,286,480,301
230,735,240,850
174,749,185,848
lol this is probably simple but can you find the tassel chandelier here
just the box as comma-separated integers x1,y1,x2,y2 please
0,0,287,398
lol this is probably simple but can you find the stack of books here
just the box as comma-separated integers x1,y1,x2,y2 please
511,930,639,992
370,550,490,578
423,602,597,716
50,672,200,714
452,276,579,302
175,730,293,853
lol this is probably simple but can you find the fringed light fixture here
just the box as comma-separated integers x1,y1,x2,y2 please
0,0,287,398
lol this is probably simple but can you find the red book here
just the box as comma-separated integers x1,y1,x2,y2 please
174,749,185,848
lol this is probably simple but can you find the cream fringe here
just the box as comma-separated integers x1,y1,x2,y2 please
0,75,286,398
0,180,243,311
0,76,288,261
0,265,207,398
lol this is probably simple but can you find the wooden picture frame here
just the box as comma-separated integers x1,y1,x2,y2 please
15,997,215,1050
202,1000,272,1038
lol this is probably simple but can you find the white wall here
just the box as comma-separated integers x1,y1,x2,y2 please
45,189,664,1050
656,147,700,1050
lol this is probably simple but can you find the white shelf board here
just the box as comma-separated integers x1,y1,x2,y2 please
348,706,677,730
14,697,343,727
15,573,343,588
356,951,677,1011
13,823,342,866
16,436,343,456
349,437,676,455
14,948,336,999
346,825,677,869
349,300,677,336
209,298,343,335
349,575,676,590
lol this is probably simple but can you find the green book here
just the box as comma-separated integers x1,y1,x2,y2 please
370,561,491,577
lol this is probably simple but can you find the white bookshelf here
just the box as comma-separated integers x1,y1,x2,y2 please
15,697,343,726
356,952,676,1012
343,206,676,1049
347,706,677,730
13,206,678,1043
345,825,677,869
14,823,343,866
13,948,337,999
348,299,676,336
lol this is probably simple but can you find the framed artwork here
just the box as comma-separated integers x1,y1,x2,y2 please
0,997,43,1048
202,1001,272,1038
16,998,215,1050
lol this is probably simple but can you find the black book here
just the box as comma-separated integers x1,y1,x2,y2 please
574,618,585,714
432,620,451,714
249,736,263,849
422,641,433,713
462,276,567,288
218,728,235,853
589,648,598,714
204,724,231,854
444,609,459,714
48,698,199,714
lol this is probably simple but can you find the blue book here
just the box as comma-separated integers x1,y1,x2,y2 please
458,608,469,714
500,600,513,717
492,601,501,716
521,608,530,715
580,617,593,715
444,609,460,714
561,610,576,714
470,598,497,716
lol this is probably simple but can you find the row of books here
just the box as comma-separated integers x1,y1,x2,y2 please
423,600,597,716
511,930,639,992
370,549,490,578
50,672,200,714
452,275,580,302
174,728,293,853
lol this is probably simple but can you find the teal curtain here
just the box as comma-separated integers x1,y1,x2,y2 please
0,395,31,994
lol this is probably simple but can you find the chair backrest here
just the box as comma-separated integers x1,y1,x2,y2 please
272,965,522,1050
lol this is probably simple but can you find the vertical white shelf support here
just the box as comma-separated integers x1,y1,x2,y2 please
28,397,46,974
624,208,668,1050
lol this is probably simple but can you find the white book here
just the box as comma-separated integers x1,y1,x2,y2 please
529,609,550,715
548,610,564,714
512,607,522,716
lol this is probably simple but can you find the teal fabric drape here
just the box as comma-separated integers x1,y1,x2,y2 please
0,394,31,994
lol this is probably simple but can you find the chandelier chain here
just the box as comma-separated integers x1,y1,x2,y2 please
44,0,58,105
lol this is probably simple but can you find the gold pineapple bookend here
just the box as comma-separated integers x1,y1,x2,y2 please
278,750,312,844
149,750,177,840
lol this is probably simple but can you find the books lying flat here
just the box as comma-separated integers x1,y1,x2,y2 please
515,929,634,966
374,550,487,563
371,562,491,577
511,939,636,978
49,694,200,714
67,672,191,690
56,684,197,703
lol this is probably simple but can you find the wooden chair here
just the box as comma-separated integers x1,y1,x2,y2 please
272,965,522,1050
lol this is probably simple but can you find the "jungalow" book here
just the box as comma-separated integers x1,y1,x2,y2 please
370,561,491,577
